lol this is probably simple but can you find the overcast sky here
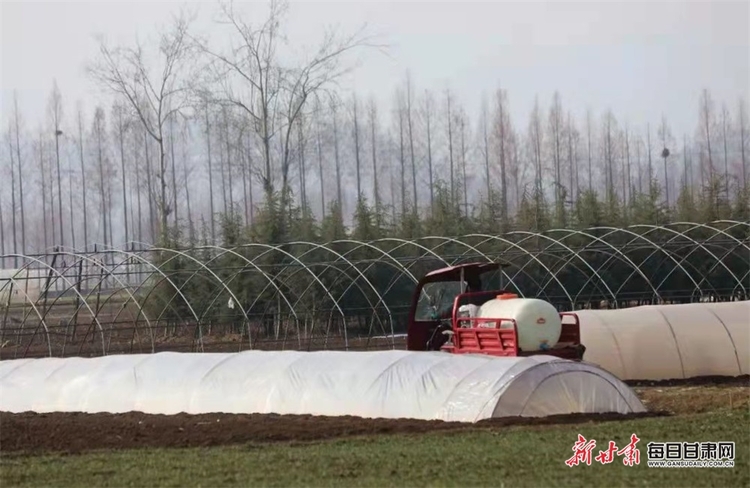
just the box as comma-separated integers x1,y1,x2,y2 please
1,0,748,139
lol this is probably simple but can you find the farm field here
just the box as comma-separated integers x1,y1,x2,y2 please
1,378,747,487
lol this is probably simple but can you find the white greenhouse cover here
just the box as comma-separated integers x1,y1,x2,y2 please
577,300,750,381
0,350,645,423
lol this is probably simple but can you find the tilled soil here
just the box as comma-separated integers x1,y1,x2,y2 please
1,377,745,456
0,410,662,456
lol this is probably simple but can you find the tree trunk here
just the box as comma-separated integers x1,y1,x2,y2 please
224,109,235,215
170,115,179,227
247,130,255,226
297,117,307,210
636,136,642,195
352,96,362,203
721,105,729,199
38,132,49,251
460,116,468,218
219,117,228,217
8,127,17,263
97,119,108,248
316,117,325,219
332,103,342,209
567,112,576,205
205,105,215,242
78,111,89,250
118,108,129,245
0,185,4,267
624,127,631,206
68,170,76,250
241,131,250,226
158,137,168,243
497,90,508,225
55,127,64,248
406,78,417,214
447,91,455,205
13,105,25,256
739,99,747,190
399,108,407,217
482,101,491,218
144,130,155,243
586,111,593,193
424,94,434,215
369,101,380,214
647,124,653,196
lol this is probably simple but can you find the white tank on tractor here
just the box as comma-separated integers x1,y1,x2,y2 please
476,294,562,352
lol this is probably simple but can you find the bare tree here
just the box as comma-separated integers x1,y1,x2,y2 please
314,97,326,218
739,98,748,190
91,107,110,247
495,88,511,224
0,166,4,264
445,88,456,204
586,109,593,192
179,119,195,240
238,119,252,225
5,124,17,261
129,119,144,244
76,104,89,249
658,116,674,210
170,112,180,227
396,89,407,216
548,91,564,220
567,112,579,204
601,110,618,204
199,0,372,216
509,130,523,213
222,107,235,215
720,103,731,199
528,97,544,205
480,93,492,213
46,83,65,247
331,96,343,207
623,124,631,206
459,109,469,218
142,128,156,242
683,134,692,200
12,94,26,255
368,97,381,212
203,100,216,241
36,130,49,251
635,134,643,195
699,88,715,186
217,110,229,216
646,123,654,196
421,90,435,213
351,93,363,202
404,72,418,213
89,10,196,242
112,102,130,244
296,112,307,211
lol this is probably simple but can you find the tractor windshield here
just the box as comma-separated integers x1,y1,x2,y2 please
414,281,465,321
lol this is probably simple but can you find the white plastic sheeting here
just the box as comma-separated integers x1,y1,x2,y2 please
0,350,645,422
578,300,750,381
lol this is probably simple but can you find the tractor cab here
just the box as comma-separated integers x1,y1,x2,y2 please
406,262,585,360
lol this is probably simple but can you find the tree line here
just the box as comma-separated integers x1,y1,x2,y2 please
2,0,748,261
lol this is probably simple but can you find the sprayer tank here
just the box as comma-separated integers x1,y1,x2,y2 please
476,296,562,352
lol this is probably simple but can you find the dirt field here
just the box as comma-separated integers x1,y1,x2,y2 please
2,376,746,456
0,411,664,456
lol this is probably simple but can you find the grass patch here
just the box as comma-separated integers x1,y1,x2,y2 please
2,409,747,487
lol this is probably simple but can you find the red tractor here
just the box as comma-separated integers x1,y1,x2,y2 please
405,262,586,360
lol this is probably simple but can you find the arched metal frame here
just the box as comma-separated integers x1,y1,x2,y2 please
1,221,747,358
